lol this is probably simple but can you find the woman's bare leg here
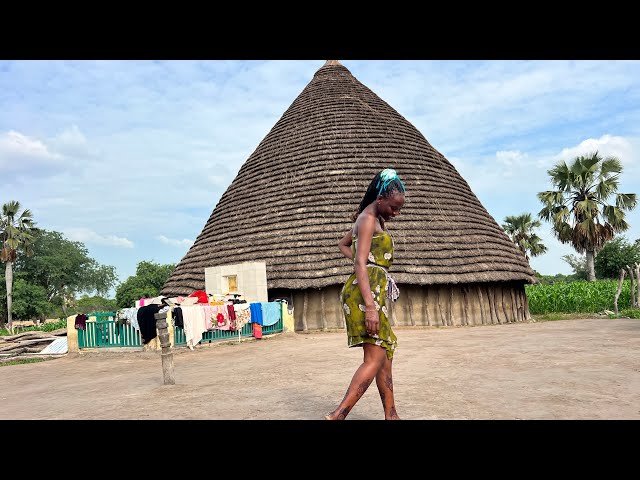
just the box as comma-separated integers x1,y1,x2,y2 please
325,343,387,420
376,355,400,419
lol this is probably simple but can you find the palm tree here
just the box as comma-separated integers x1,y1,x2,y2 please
502,213,548,261
1,201,37,329
538,151,637,281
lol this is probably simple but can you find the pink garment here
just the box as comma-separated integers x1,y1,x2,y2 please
139,297,154,307
214,305,231,330
202,305,215,330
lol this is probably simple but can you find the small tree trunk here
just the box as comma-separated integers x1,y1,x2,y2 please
613,269,627,315
61,288,68,317
586,251,596,281
635,263,640,308
628,266,636,310
5,261,13,330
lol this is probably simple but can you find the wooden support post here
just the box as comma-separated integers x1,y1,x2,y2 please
154,311,175,385
423,288,431,327
320,289,327,331
628,265,636,309
614,268,627,315
477,286,486,325
407,288,415,326
302,290,309,332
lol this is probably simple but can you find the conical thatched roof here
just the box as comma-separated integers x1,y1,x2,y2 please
162,61,536,297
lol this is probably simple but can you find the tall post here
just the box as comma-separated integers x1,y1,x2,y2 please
154,311,175,385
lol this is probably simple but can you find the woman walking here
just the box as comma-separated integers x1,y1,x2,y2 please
325,168,406,420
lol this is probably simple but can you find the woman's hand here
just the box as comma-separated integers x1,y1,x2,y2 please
365,307,379,336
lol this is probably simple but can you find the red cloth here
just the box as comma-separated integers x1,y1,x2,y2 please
253,323,262,339
74,314,87,330
188,290,209,304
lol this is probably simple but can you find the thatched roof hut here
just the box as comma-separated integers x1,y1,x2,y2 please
162,61,536,329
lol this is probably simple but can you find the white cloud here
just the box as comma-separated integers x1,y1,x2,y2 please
555,135,635,165
0,130,64,178
156,235,194,247
50,125,96,158
65,227,134,248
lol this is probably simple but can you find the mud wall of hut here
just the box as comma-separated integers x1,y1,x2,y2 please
289,282,531,332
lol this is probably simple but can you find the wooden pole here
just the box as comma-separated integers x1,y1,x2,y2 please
614,269,627,315
423,288,431,327
407,288,415,326
627,265,636,310
154,311,175,385
477,285,486,325
320,289,327,331
635,263,640,308
302,290,309,332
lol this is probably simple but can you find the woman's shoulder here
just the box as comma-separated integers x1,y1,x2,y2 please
354,210,383,235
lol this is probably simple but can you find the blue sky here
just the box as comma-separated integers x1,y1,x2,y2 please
1,60,639,295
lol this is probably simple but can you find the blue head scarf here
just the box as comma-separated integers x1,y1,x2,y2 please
376,168,406,196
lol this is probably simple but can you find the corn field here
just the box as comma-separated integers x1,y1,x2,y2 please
525,280,634,314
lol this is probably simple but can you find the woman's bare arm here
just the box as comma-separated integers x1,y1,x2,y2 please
338,230,353,260
353,214,376,310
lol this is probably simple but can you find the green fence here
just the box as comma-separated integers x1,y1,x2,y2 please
77,312,142,348
78,311,283,349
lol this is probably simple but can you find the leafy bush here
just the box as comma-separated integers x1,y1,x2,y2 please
618,308,640,319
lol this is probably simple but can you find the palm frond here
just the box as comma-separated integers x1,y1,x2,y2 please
595,178,618,200
600,156,622,177
616,193,638,211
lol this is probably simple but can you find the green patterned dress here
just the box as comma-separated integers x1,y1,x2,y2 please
340,231,398,360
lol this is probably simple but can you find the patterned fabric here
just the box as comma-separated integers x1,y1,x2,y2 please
340,231,398,360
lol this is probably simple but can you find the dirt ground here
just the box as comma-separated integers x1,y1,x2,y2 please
1,318,638,420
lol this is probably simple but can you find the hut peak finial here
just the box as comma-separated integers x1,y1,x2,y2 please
324,60,342,66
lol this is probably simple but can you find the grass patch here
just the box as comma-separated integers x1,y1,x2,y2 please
532,312,604,322
1,319,67,337
0,357,48,367
607,308,640,319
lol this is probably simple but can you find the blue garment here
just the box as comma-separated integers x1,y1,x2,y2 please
260,302,281,327
249,302,263,325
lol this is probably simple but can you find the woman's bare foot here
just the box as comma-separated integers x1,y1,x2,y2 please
324,408,349,420
385,407,400,420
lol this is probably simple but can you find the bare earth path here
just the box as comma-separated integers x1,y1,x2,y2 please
1,318,638,419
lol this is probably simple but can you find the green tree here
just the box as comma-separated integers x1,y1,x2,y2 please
561,254,588,281
15,230,118,315
115,261,175,308
0,201,37,329
594,236,640,279
538,152,638,281
0,277,49,322
75,295,117,314
502,213,548,261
